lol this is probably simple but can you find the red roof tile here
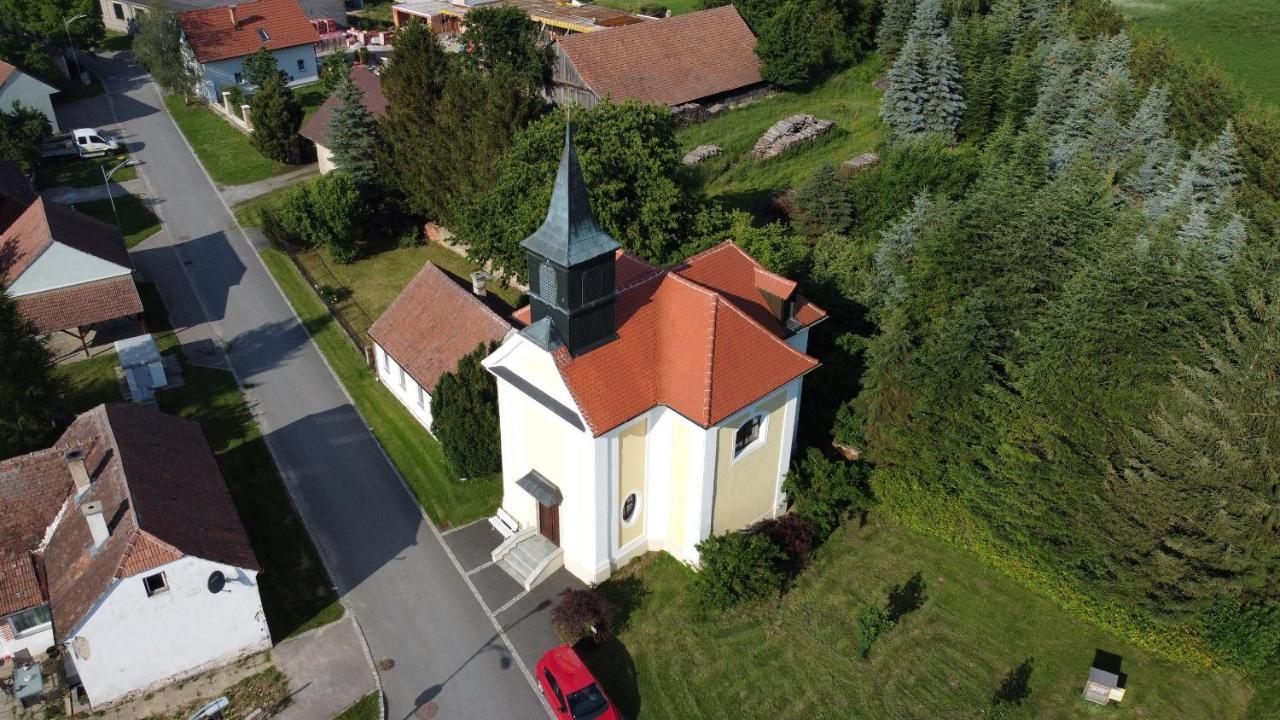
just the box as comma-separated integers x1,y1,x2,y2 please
0,60,14,87
15,275,144,334
181,0,319,64
299,63,387,147
556,5,763,107
369,262,513,394
2,199,133,285
673,241,827,334
0,404,260,640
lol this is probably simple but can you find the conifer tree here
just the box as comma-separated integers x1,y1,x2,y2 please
0,289,62,457
1212,213,1247,265
250,74,302,163
1201,121,1244,195
865,193,933,309
1029,36,1086,131
431,342,502,479
1175,203,1210,247
378,21,453,216
792,164,853,236
327,72,380,187
876,0,917,61
880,0,964,142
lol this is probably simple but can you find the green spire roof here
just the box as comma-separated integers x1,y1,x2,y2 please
521,124,621,267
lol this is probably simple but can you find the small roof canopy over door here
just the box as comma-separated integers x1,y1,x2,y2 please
516,470,563,507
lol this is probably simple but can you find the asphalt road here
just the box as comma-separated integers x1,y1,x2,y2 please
61,52,547,720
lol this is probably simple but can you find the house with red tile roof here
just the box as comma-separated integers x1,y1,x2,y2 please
368,262,514,433
180,0,320,104
550,5,765,109
481,129,825,588
298,63,388,174
0,60,60,134
0,404,268,708
1,197,143,348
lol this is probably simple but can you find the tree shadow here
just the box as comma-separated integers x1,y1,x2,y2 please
594,574,647,634
992,658,1034,706
886,571,927,622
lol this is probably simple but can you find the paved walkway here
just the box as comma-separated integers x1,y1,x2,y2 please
220,164,319,205
40,178,146,204
69,50,546,720
272,616,377,720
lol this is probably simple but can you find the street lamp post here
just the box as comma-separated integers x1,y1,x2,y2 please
64,14,88,86
102,158,142,232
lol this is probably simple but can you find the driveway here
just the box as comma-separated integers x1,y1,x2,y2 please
63,51,547,720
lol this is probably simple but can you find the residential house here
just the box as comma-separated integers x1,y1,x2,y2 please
102,0,345,35
0,60,60,134
0,404,269,708
482,129,825,589
1,197,143,348
368,262,514,433
551,5,765,110
391,0,643,40
298,63,387,174
180,0,321,105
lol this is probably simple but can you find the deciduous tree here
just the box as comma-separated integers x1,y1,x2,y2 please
0,289,62,457
132,0,201,98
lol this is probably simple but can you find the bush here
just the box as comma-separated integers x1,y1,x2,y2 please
431,342,502,479
552,587,616,644
219,84,246,109
637,4,668,16
783,448,871,537
1202,597,1280,677
262,174,365,262
693,531,784,610
266,183,314,246
397,227,424,248
855,604,894,659
757,514,818,570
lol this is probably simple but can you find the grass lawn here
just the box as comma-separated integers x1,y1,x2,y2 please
582,518,1256,720
159,665,290,720
296,81,330,125
347,0,396,24
594,0,702,15
333,692,382,720
74,193,161,247
1117,0,1280,106
164,94,293,186
35,154,137,189
678,60,887,212
260,246,502,528
98,30,133,53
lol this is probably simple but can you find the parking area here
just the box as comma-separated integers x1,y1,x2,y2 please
441,521,587,674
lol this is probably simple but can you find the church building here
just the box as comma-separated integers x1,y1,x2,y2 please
483,129,825,588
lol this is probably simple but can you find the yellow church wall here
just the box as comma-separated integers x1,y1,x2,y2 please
617,419,647,548
711,390,788,535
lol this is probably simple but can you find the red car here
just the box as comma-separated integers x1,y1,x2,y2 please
535,645,621,720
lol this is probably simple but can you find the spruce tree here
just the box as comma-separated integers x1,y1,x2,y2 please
1201,121,1244,196
923,32,965,138
378,21,453,216
1175,203,1210,247
876,0,918,61
250,73,302,162
880,32,929,138
1212,213,1247,265
880,0,965,142
1029,36,1086,131
865,193,933,309
792,164,853,236
327,72,380,188
0,289,62,457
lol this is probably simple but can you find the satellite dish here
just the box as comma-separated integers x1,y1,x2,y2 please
207,571,227,594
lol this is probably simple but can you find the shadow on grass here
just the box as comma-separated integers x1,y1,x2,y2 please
886,571,927,622
577,637,640,720
992,658,1034,706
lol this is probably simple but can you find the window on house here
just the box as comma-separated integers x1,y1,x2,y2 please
621,492,639,525
734,415,763,457
234,71,244,84
112,2,125,19
297,58,305,72
143,572,168,597
417,385,426,409
539,262,558,302
581,266,604,303
9,605,52,636
257,28,270,41
398,366,406,390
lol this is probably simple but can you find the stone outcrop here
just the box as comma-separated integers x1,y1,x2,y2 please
843,152,880,172
751,114,835,159
682,145,723,165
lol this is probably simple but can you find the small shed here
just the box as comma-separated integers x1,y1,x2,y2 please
1082,667,1126,705
115,334,166,403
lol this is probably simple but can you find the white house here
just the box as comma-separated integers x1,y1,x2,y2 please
0,404,269,708
102,0,346,35
179,0,321,105
368,262,513,433
0,60,60,134
482,129,826,588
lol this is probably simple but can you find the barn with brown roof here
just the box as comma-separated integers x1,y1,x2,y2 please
368,262,514,433
550,5,766,109
1,197,143,350
480,129,824,590
180,0,321,104
0,404,269,708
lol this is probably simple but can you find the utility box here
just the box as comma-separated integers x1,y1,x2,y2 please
1083,667,1126,705
115,334,166,403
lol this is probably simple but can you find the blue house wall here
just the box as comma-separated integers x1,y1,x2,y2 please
195,43,319,104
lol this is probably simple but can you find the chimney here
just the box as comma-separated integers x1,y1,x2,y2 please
65,449,91,495
470,271,489,297
229,4,239,29
82,501,109,549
